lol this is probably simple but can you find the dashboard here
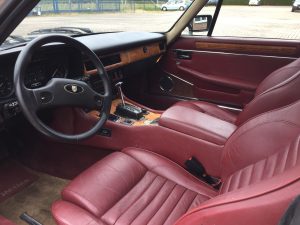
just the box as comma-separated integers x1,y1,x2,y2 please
0,32,166,123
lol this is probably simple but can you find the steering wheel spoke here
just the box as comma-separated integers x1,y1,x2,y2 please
31,78,104,111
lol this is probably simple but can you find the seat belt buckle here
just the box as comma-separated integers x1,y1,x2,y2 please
185,157,221,189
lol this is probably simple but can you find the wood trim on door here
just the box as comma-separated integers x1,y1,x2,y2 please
195,42,298,57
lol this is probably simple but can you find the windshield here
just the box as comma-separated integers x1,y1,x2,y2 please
1,0,191,49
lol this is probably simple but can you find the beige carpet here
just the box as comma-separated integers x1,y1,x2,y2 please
0,172,69,225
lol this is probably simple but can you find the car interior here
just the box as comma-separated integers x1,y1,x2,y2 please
0,0,299,225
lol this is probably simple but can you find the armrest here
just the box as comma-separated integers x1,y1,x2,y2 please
159,103,237,145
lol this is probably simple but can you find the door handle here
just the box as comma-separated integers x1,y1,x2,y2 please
176,50,192,60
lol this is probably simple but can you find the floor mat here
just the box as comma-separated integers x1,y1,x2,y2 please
18,132,112,179
0,172,69,225
0,161,38,202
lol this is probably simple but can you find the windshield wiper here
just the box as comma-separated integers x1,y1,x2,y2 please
28,27,93,36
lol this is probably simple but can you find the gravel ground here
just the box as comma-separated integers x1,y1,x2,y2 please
11,6,300,40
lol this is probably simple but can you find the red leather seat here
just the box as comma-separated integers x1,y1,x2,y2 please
0,216,17,225
166,57,300,126
52,100,300,225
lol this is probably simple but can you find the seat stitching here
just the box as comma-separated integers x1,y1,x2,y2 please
293,136,300,166
129,178,169,225
229,120,300,145
258,71,300,97
113,174,159,225
256,65,300,94
246,164,254,187
237,96,300,126
293,138,299,168
99,171,153,221
161,188,188,225
186,192,199,212
124,148,218,194
146,182,178,225
141,180,177,224
268,153,278,179
280,144,290,173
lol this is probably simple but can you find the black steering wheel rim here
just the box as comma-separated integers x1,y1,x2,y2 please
14,35,112,142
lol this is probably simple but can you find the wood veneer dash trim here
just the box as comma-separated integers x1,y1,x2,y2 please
85,42,163,75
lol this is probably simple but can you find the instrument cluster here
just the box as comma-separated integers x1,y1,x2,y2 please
24,57,69,89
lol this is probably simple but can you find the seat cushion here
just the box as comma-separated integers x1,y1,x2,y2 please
52,148,217,225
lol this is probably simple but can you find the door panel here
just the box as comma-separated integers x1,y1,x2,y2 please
147,36,300,109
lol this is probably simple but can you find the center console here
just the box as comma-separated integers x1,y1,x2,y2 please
89,81,161,126
90,98,161,126
81,88,236,177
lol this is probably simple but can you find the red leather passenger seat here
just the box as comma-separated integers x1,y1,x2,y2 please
52,100,300,225
163,57,300,126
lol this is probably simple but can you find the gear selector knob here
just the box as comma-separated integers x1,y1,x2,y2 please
115,82,125,106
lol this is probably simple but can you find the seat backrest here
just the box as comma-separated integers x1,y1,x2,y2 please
175,101,300,225
176,100,300,225
221,101,300,193
236,58,300,125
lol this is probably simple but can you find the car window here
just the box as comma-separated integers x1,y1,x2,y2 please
1,0,191,50
183,0,300,40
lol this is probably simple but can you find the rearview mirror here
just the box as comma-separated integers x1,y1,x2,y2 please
189,15,212,33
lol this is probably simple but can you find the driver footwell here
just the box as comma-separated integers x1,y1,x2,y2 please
0,161,68,225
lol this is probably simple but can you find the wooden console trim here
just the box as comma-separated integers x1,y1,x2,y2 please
195,42,298,56
89,99,161,126
85,42,164,75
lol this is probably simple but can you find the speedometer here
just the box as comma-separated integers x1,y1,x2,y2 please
0,73,13,98
51,64,68,78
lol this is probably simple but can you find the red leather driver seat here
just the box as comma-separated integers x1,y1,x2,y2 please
52,100,300,225
163,57,300,126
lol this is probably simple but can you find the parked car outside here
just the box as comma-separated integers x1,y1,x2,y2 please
161,0,188,11
292,0,300,12
249,0,261,6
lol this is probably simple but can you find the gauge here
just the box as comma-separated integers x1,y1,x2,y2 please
25,66,47,89
51,64,68,78
0,73,13,98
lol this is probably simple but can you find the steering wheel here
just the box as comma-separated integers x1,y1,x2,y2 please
14,35,112,142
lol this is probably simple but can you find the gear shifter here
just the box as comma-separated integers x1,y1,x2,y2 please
115,82,125,106
115,82,144,120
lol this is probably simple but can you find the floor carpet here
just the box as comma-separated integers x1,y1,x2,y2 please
0,172,69,225
0,160,38,202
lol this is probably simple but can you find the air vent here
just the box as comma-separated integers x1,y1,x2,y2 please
159,42,166,51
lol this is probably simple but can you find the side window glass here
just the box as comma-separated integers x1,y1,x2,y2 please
213,2,300,39
183,0,300,40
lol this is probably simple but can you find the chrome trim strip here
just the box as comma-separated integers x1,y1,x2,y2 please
163,70,194,86
173,49,297,60
217,105,243,112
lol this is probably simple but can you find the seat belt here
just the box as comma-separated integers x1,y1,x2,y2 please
185,157,221,189
278,195,300,225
